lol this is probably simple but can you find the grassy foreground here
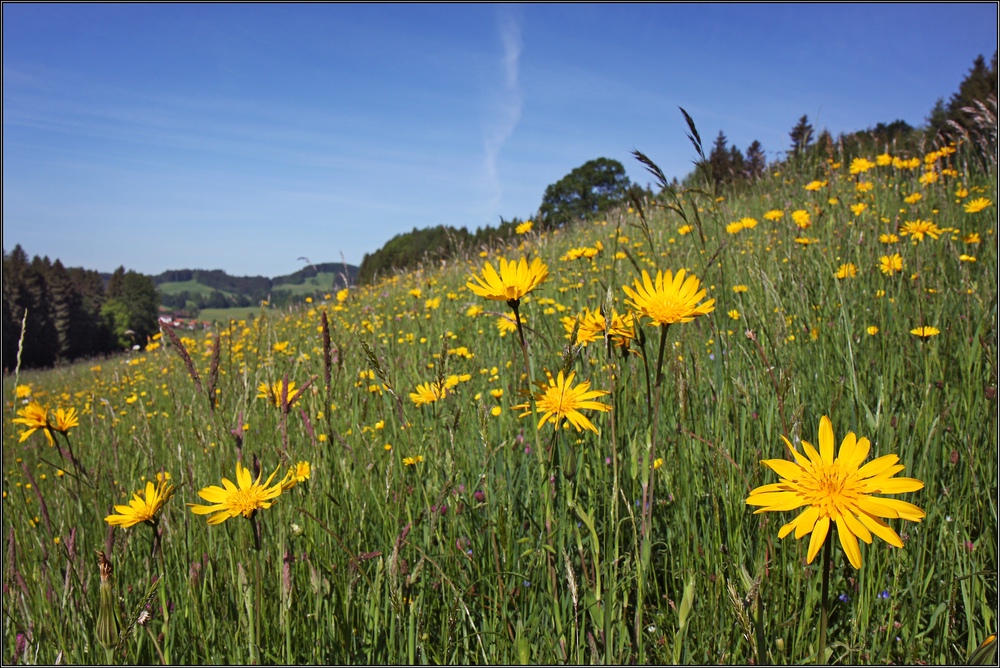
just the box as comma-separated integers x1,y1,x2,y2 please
3,139,997,665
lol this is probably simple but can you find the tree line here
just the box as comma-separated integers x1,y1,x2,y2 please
692,51,997,195
3,245,159,371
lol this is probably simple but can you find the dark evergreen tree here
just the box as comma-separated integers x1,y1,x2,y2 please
947,52,998,131
707,131,731,192
48,259,86,361
23,255,59,368
728,145,746,181
745,140,766,179
789,115,814,155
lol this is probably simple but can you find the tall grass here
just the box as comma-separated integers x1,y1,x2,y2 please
3,130,996,665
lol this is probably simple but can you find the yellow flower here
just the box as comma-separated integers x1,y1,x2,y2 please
51,406,79,434
879,233,899,244
876,153,892,166
866,326,879,336
910,326,940,340
903,193,922,205
739,217,758,230
188,461,284,525
281,461,311,492
622,269,715,327
403,455,424,466
763,210,784,222
746,415,924,569
879,254,903,276
515,220,534,235
410,380,447,406
15,384,32,399
726,221,745,235
849,157,876,175
336,288,349,303
791,210,811,229
963,232,981,244
794,237,819,245
105,476,176,528
13,401,54,445
899,219,941,242
918,170,938,185
514,370,611,434
835,263,857,280
256,379,298,407
562,309,606,346
677,224,694,235
466,257,549,305
855,181,874,193
804,179,827,191
850,203,867,216
728,309,740,320
964,197,992,213
732,284,749,293
496,314,520,337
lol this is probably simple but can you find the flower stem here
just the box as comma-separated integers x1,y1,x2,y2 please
818,533,831,665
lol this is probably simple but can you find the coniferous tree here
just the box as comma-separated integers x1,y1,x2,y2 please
728,145,746,181
947,52,998,131
789,115,814,155
707,131,731,192
23,256,58,368
745,140,766,180
48,259,85,361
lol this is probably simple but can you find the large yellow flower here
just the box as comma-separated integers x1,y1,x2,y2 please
746,416,924,569
514,370,611,433
622,269,715,327
189,461,283,525
105,474,176,528
899,219,941,242
466,257,549,305
964,197,992,213
410,380,447,406
51,406,79,434
13,401,54,445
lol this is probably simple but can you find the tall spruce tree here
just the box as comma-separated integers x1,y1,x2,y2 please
745,140,766,179
789,115,814,155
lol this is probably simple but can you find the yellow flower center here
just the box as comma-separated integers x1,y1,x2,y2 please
230,487,272,518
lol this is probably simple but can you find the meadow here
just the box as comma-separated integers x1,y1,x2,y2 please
3,134,997,665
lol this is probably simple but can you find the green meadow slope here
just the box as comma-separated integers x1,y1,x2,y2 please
4,138,997,665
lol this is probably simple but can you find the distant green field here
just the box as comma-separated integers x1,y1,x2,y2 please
156,279,235,297
272,272,342,295
196,305,269,323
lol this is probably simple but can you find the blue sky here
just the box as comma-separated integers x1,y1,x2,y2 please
3,3,997,278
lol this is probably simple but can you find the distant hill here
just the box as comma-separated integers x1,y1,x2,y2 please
154,262,358,311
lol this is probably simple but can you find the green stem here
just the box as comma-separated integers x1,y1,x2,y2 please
818,533,831,665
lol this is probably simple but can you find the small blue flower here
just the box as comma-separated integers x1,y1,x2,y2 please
878,589,890,599
838,593,851,603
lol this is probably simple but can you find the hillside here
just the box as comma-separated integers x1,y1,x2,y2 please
154,262,358,311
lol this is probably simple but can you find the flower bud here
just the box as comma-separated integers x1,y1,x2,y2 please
95,551,121,651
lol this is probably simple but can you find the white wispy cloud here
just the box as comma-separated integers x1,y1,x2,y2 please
480,7,523,224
